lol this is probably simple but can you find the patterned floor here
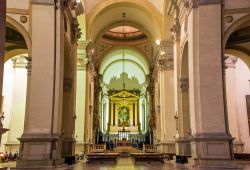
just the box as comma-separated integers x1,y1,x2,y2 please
1,158,250,170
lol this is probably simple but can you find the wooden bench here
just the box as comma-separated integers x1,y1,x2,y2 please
131,153,164,163
87,144,119,163
131,144,164,163
87,153,119,163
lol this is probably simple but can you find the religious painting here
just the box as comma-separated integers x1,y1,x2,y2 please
118,105,130,127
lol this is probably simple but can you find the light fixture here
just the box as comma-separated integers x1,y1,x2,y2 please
122,12,126,91
122,12,126,131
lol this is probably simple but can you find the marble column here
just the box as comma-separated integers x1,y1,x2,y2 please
15,1,67,169
187,1,237,168
158,40,176,154
74,47,88,154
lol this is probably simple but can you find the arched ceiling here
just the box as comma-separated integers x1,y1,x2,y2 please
85,0,163,41
100,48,149,89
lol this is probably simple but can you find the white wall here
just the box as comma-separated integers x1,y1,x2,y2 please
1,60,14,151
1,57,27,152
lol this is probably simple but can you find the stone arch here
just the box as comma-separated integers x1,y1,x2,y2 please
224,14,250,48
6,15,31,55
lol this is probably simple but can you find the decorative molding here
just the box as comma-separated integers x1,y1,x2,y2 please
7,8,29,15
224,8,250,15
137,43,153,59
225,15,234,23
78,40,90,50
192,0,222,7
31,0,54,5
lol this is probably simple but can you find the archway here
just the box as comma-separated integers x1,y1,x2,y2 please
0,18,30,156
224,16,250,155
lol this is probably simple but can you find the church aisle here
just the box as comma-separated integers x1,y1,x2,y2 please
72,157,192,170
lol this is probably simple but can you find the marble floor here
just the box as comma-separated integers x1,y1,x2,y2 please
1,158,250,170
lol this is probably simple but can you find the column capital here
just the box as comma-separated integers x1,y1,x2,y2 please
25,56,32,75
224,55,238,69
77,56,88,70
157,41,174,71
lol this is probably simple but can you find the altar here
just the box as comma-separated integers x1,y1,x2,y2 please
108,90,141,133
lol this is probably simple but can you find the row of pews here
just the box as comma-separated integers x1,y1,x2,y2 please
86,144,164,164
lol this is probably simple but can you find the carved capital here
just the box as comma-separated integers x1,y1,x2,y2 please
224,55,238,69
158,41,174,70
182,0,190,8
170,18,181,41
25,56,32,75
77,57,88,70
158,58,174,70
71,18,81,43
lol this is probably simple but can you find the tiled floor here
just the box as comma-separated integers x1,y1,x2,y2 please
1,158,250,170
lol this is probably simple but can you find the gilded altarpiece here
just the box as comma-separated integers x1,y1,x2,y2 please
108,90,140,133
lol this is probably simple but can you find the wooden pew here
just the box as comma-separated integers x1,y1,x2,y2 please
131,144,164,163
87,144,119,163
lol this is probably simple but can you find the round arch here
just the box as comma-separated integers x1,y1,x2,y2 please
6,15,31,55
224,14,250,48
87,0,163,41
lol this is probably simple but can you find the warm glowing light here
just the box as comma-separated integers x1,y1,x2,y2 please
155,39,161,45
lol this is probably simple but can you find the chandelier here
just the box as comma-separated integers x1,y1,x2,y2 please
122,13,126,131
